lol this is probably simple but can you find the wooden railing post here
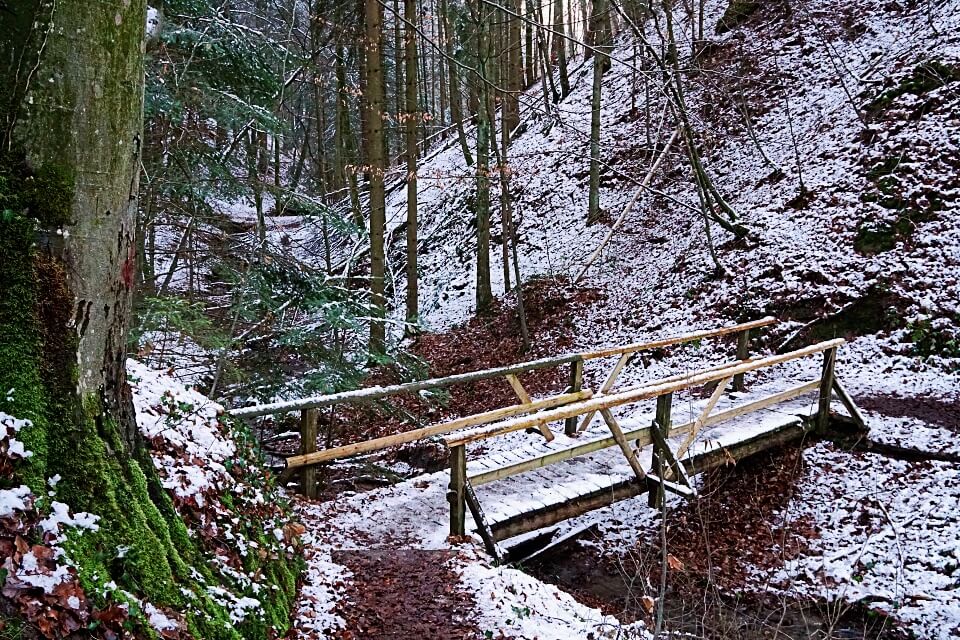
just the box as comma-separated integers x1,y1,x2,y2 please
300,408,319,498
733,329,750,391
816,347,837,434
448,444,467,537
648,392,673,508
565,358,584,436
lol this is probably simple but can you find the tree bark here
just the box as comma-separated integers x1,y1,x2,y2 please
473,0,493,314
443,0,474,166
587,0,609,223
365,0,388,354
0,0,223,613
552,0,571,97
405,0,419,327
503,0,522,134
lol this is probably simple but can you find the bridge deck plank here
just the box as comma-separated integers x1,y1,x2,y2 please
470,385,823,532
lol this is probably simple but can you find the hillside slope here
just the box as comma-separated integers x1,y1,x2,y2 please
389,0,959,379
356,0,960,636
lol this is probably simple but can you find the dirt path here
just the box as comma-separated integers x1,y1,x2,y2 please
330,550,484,640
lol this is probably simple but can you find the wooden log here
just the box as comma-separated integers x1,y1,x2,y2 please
464,480,503,563
676,376,731,460
832,378,868,430
600,408,646,480
734,329,750,391
577,352,631,433
286,390,592,469
231,318,776,418
645,473,695,498
488,417,807,541
230,352,583,418
816,347,837,434
505,374,531,404
469,379,820,486
577,316,777,361
506,523,599,565
506,374,555,443
649,416,691,490
451,339,843,441
300,409,319,498
448,444,467,537
649,393,673,508
564,359,584,436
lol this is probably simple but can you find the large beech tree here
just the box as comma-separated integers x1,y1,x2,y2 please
0,1,251,630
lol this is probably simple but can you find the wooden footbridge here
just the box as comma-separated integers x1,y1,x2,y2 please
230,317,866,560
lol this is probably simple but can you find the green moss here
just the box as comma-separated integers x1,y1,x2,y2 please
57,410,183,606
1,158,301,639
0,215,49,492
715,0,759,34
0,614,28,640
0,152,75,227
856,152,939,254
868,60,960,113
21,163,75,227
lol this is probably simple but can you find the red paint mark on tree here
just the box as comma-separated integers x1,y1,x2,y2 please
121,246,136,288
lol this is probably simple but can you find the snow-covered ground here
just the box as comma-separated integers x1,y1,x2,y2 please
133,0,960,635
280,0,960,636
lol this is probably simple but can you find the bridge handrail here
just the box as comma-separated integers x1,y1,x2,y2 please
443,337,842,447
283,390,593,470
229,316,776,419
467,379,821,487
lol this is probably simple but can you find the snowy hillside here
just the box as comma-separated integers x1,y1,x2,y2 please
345,0,960,637
390,0,959,362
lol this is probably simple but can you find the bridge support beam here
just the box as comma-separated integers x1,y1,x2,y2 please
816,347,837,434
648,392,673,508
448,444,467,537
565,359,584,436
734,329,750,391
300,408,319,498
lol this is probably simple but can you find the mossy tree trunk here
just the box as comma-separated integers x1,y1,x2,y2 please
0,0,216,623
2,0,144,443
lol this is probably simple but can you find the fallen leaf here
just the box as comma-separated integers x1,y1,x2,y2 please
667,553,685,571
640,595,656,614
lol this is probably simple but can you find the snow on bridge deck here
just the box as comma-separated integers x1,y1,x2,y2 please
466,379,819,533
304,377,823,552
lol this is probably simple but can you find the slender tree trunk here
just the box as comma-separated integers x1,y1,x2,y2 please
524,0,536,85
503,0,522,134
443,0,474,166
473,0,493,313
394,0,404,157
587,0,609,223
335,46,363,224
404,0,419,328
553,0,571,97
364,0,388,353
438,0,448,128
536,3,560,104
489,111,529,348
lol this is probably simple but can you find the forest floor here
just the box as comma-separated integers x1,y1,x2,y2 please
132,0,960,636
280,0,960,633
